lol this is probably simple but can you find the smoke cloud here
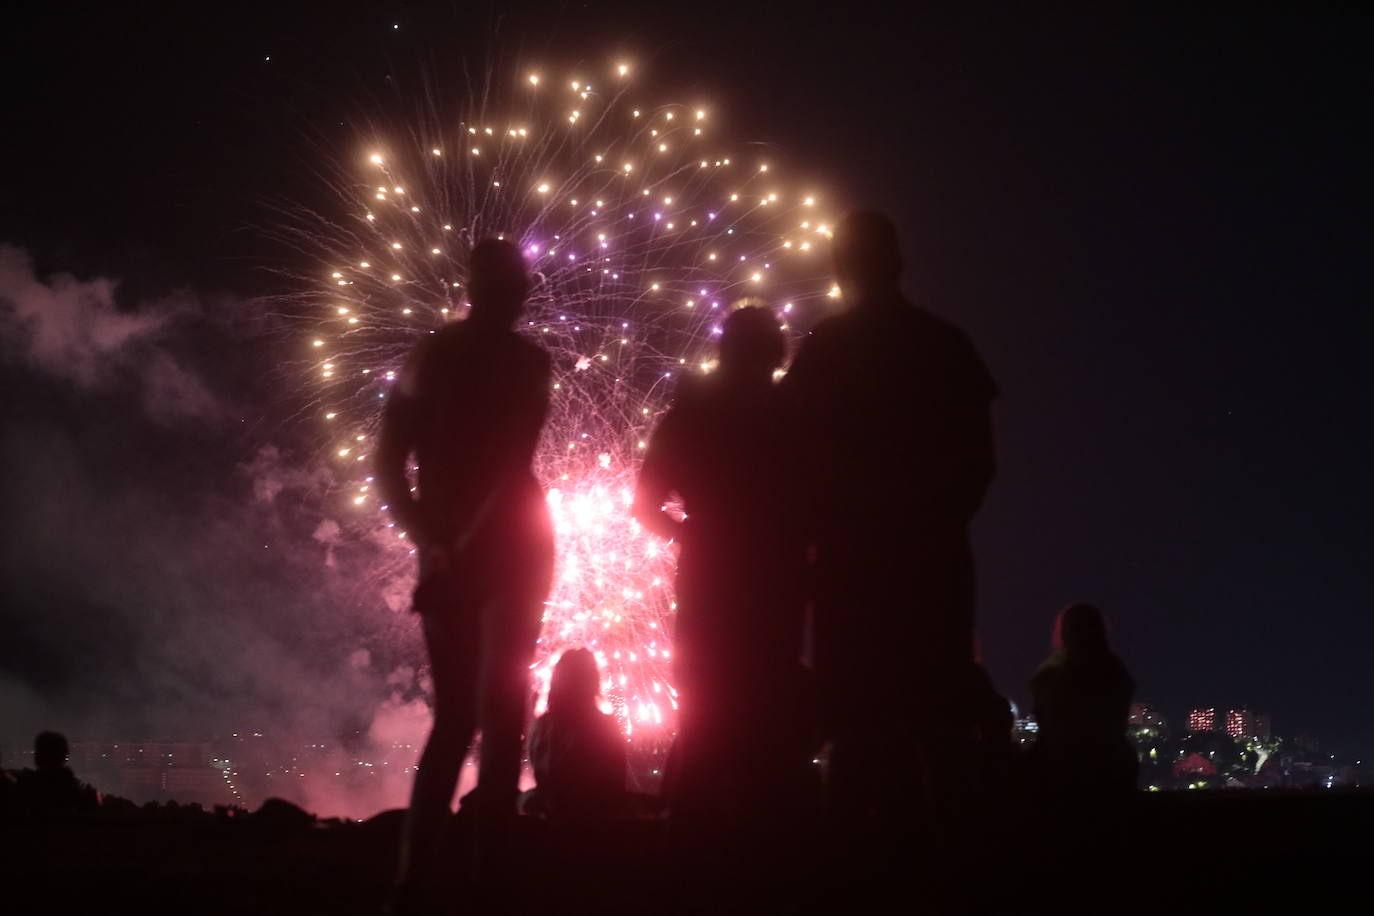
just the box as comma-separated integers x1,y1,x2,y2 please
0,247,431,819
0,245,225,425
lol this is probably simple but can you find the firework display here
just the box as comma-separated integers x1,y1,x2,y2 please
293,60,839,769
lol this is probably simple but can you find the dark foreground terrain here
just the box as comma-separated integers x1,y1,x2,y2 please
5,790,1370,914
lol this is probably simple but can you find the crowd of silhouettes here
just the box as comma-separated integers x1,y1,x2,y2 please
0,214,1142,911
364,209,1141,909
0,210,1148,903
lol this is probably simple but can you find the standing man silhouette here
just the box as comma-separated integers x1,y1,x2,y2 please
783,211,997,826
376,239,554,893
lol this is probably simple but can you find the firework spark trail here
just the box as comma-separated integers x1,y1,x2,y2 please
284,60,839,777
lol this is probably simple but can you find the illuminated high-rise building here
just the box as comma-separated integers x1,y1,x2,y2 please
1225,708,1271,739
1187,708,1217,733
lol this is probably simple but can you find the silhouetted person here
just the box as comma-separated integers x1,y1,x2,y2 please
377,239,555,894
1028,603,1137,796
634,305,809,826
524,648,629,821
782,211,997,825
12,732,100,816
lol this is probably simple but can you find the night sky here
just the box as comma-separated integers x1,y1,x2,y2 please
3,3,1370,757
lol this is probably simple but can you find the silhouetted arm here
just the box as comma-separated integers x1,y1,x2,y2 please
375,342,430,549
632,409,685,540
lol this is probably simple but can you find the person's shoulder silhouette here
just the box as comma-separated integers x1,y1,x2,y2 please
795,211,989,359
410,308,549,381
785,210,996,528
634,304,793,542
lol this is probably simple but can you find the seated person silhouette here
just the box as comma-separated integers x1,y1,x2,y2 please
633,303,808,825
1028,603,1137,796
376,238,555,891
12,732,101,816
523,648,630,822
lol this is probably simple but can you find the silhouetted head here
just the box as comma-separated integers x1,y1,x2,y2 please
1053,602,1111,653
547,648,602,716
833,210,903,302
718,303,784,383
466,238,528,328
34,731,69,771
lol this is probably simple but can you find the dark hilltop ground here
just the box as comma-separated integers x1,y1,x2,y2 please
5,789,1371,913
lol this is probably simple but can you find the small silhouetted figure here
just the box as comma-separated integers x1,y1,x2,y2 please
782,211,997,824
1028,603,1137,796
12,732,100,816
377,239,555,890
634,305,809,825
524,648,629,821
